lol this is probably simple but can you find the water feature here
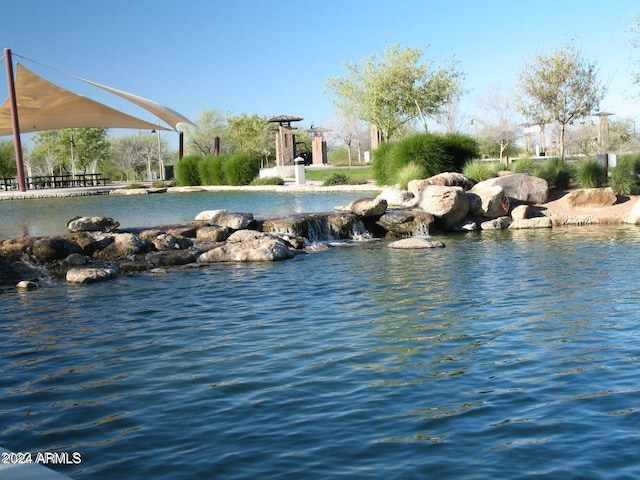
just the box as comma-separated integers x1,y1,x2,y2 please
0,190,377,238
1,192,640,479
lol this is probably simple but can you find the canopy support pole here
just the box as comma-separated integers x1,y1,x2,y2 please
4,48,26,192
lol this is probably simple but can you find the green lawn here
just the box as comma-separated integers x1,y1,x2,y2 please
304,166,374,183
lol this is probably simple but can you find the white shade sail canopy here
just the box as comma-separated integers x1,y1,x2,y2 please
73,74,194,131
0,63,193,136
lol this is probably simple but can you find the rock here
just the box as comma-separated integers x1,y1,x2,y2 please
16,280,39,290
66,216,119,233
66,267,117,284
376,210,435,237
376,187,417,208
32,238,82,262
196,225,230,242
207,211,255,230
622,198,640,224
197,231,296,262
152,233,192,251
475,173,549,204
510,204,530,221
466,185,510,218
63,252,89,266
262,215,312,238
70,232,115,256
407,179,430,199
480,217,511,230
425,172,475,190
349,197,388,218
451,219,479,232
94,232,150,260
110,188,148,195
119,261,154,273
195,209,227,221
166,226,198,238
144,250,199,266
388,238,446,249
417,185,469,230
564,187,617,208
509,217,553,229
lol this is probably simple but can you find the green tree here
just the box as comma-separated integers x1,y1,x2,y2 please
184,109,227,156
225,113,273,166
0,140,16,177
32,128,109,175
325,44,463,142
518,43,606,160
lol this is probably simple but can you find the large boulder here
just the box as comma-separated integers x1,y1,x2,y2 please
564,187,617,208
417,185,469,230
67,216,119,233
466,184,510,218
475,173,548,204
66,267,117,284
376,210,436,237
32,238,82,262
349,198,388,218
622,198,640,224
206,210,255,230
197,231,295,262
376,187,417,208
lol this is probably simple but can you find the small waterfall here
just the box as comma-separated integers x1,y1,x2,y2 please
411,222,431,238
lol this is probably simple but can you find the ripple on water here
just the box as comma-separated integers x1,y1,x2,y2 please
1,227,640,479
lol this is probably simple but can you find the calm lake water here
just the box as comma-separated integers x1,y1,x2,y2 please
1,192,640,479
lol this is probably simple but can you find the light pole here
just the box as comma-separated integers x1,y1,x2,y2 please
151,129,164,180
70,135,76,180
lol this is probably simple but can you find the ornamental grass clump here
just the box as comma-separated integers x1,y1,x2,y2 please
396,162,427,189
251,176,284,186
462,160,500,183
175,155,201,186
537,157,574,190
608,157,640,195
371,132,476,186
574,158,606,188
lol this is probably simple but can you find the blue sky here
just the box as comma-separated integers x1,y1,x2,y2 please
3,0,640,147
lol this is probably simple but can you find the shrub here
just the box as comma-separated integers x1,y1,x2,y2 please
198,155,226,185
125,183,143,189
371,141,397,185
574,158,606,188
536,157,574,190
323,173,351,186
439,133,478,171
396,162,427,189
223,154,260,186
175,155,201,186
609,158,640,195
462,160,500,183
151,179,167,188
251,176,284,186
510,157,539,175
372,132,477,186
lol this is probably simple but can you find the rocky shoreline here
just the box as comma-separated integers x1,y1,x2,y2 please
2,172,639,290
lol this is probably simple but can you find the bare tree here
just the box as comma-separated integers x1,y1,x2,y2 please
476,85,520,164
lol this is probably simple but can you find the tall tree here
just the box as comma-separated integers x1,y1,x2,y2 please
518,43,606,160
32,128,109,175
0,140,17,177
477,86,520,164
184,109,227,156
225,113,272,165
325,44,463,142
